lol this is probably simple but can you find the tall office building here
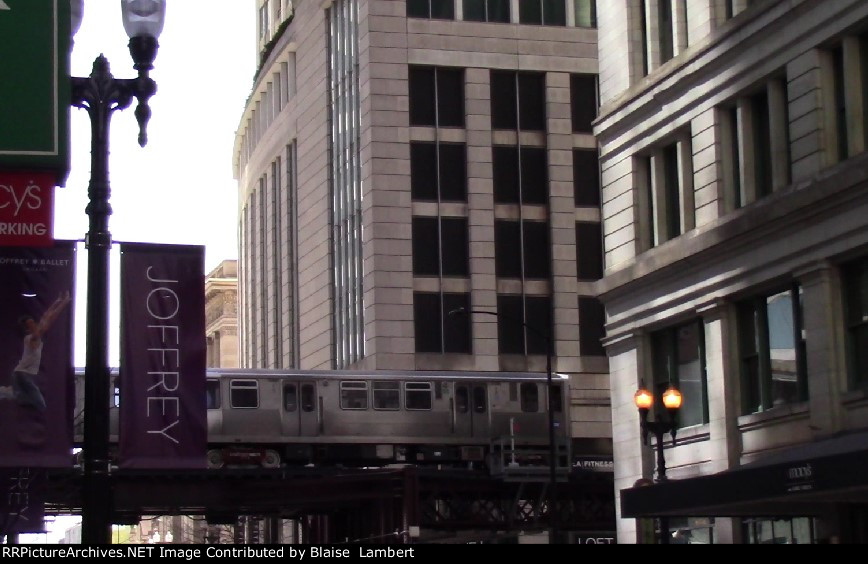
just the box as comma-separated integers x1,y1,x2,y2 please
597,0,868,544
234,0,611,468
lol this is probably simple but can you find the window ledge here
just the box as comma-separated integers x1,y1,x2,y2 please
842,388,868,407
737,402,810,431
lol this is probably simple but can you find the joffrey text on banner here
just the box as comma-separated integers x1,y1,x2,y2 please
0,242,75,467
119,243,206,469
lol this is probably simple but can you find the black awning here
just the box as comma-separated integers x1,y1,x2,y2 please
621,430,868,518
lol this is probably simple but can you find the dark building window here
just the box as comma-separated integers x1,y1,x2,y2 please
518,0,566,26
578,296,605,356
497,294,551,355
410,142,467,201
651,320,708,428
724,105,742,208
409,66,464,127
751,89,773,198
412,216,469,277
407,0,455,19
571,74,597,133
495,220,550,279
441,217,470,276
463,0,510,22
414,292,472,353
575,222,603,280
491,71,546,131
573,149,600,206
412,217,439,276
639,0,649,76
738,285,807,415
493,146,548,204
831,45,849,162
658,0,674,64
662,142,682,241
843,257,868,390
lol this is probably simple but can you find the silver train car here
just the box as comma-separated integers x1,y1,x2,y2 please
74,369,570,470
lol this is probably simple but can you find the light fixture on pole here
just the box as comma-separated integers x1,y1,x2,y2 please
448,307,561,544
70,0,166,545
634,380,682,544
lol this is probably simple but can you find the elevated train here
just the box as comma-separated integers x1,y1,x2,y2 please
74,368,571,471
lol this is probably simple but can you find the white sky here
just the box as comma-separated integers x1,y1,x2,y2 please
51,1,256,367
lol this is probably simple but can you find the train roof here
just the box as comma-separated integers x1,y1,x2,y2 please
77,367,569,383
206,368,569,382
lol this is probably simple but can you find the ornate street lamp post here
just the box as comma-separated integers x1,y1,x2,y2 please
70,0,166,545
634,381,682,544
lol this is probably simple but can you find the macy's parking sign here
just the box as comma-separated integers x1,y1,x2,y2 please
0,172,55,247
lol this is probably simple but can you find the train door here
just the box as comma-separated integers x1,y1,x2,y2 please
298,381,319,435
453,383,490,438
453,384,471,437
280,382,300,436
471,384,490,438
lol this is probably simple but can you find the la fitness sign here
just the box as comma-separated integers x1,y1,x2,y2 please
0,171,55,246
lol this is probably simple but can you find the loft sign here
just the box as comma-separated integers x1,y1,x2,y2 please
0,172,55,246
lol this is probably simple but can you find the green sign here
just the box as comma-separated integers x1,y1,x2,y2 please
0,0,70,185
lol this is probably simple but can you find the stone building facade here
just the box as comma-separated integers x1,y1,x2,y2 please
596,0,868,544
235,0,613,462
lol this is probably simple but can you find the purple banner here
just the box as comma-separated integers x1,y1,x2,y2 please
0,469,45,535
0,243,75,468
119,243,206,468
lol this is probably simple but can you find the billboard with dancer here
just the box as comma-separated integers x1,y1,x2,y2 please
0,242,75,467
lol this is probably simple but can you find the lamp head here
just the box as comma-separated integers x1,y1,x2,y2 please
662,385,682,411
121,0,166,71
121,0,166,39
634,383,653,412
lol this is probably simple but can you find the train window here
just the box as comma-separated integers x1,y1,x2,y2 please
473,385,487,413
550,383,562,413
520,382,539,412
301,384,316,412
284,383,298,412
230,380,259,408
340,381,369,410
373,381,400,410
455,386,469,413
405,382,433,410
206,380,221,410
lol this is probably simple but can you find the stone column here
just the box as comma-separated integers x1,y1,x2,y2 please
796,261,847,436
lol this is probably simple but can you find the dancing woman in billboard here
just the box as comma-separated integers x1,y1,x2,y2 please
0,292,71,411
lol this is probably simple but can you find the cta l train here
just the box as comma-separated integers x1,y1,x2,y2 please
74,368,570,470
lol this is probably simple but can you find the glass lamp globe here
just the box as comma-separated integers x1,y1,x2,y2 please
121,0,166,39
